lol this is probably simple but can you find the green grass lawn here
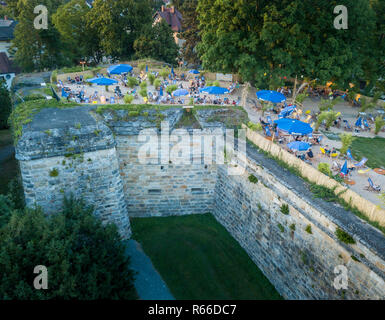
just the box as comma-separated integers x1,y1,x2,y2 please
351,137,385,169
131,213,282,300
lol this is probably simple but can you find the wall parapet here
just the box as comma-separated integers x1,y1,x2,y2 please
242,124,385,228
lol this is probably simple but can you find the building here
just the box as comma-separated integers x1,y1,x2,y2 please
0,17,17,58
0,52,17,89
153,5,184,47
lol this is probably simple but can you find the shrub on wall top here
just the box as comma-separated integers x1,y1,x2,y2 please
335,228,356,244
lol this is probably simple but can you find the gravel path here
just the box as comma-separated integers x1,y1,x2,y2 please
124,239,175,300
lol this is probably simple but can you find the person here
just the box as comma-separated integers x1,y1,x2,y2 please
306,148,314,159
259,118,269,127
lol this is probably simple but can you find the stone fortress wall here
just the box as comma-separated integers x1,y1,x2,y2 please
15,106,385,299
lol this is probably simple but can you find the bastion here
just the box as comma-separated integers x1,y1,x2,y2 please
14,104,385,299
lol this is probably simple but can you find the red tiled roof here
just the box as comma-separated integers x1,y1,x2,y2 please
0,52,19,74
155,6,183,32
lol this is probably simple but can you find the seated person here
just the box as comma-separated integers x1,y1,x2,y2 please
306,149,314,159
259,118,269,126
324,145,331,156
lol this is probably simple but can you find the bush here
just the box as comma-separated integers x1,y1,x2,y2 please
295,93,308,104
248,175,258,184
0,80,12,129
127,77,139,88
305,225,312,234
318,163,332,177
139,88,147,98
148,73,156,85
138,63,146,72
0,194,13,228
0,197,137,299
166,85,178,94
335,227,356,244
247,121,263,132
280,204,289,215
309,184,338,202
51,70,58,84
154,79,162,89
374,116,385,135
213,80,220,87
124,94,134,104
340,133,354,155
128,111,140,117
139,81,147,89
49,168,59,177
160,68,169,79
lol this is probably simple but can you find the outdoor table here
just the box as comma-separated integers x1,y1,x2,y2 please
344,178,356,185
374,168,385,175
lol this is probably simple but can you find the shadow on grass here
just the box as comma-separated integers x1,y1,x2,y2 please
131,213,282,300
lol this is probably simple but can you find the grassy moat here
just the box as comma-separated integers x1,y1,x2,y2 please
131,213,282,300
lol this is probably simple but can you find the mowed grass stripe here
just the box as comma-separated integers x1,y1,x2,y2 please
351,137,385,169
131,213,282,300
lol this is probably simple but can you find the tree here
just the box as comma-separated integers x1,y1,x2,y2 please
340,133,354,155
53,0,104,65
180,0,200,65
197,0,378,88
134,20,179,64
197,0,262,84
87,0,152,59
374,116,385,135
0,197,137,300
0,80,12,129
11,0,68,71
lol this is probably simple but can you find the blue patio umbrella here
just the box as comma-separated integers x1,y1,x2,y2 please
189,69,200,74
256,90,286,103
87,77,118,86
200,86,229,95
287,141,311,151
340,160,348,176
279,105,296,118
274,118,313,135
173,89,189,97
355,117,362,127
159,86,163,96
146,65,148,72
107,64,133,75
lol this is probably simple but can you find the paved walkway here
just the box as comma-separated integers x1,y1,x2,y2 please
124,239,175,300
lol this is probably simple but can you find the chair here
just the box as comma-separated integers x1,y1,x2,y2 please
264,126,272,137
331,152,339,158
365,178,381,192
358,168,371,174
354,157,368,168
346,149,354,161
320,147,326,155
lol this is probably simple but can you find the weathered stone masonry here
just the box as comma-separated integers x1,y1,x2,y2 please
15,106,385,299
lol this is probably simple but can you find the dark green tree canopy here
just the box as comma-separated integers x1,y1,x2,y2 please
197,0,382,89
0,197,137,299
180,0,201,66
134,20,179,64
0,80,12,129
